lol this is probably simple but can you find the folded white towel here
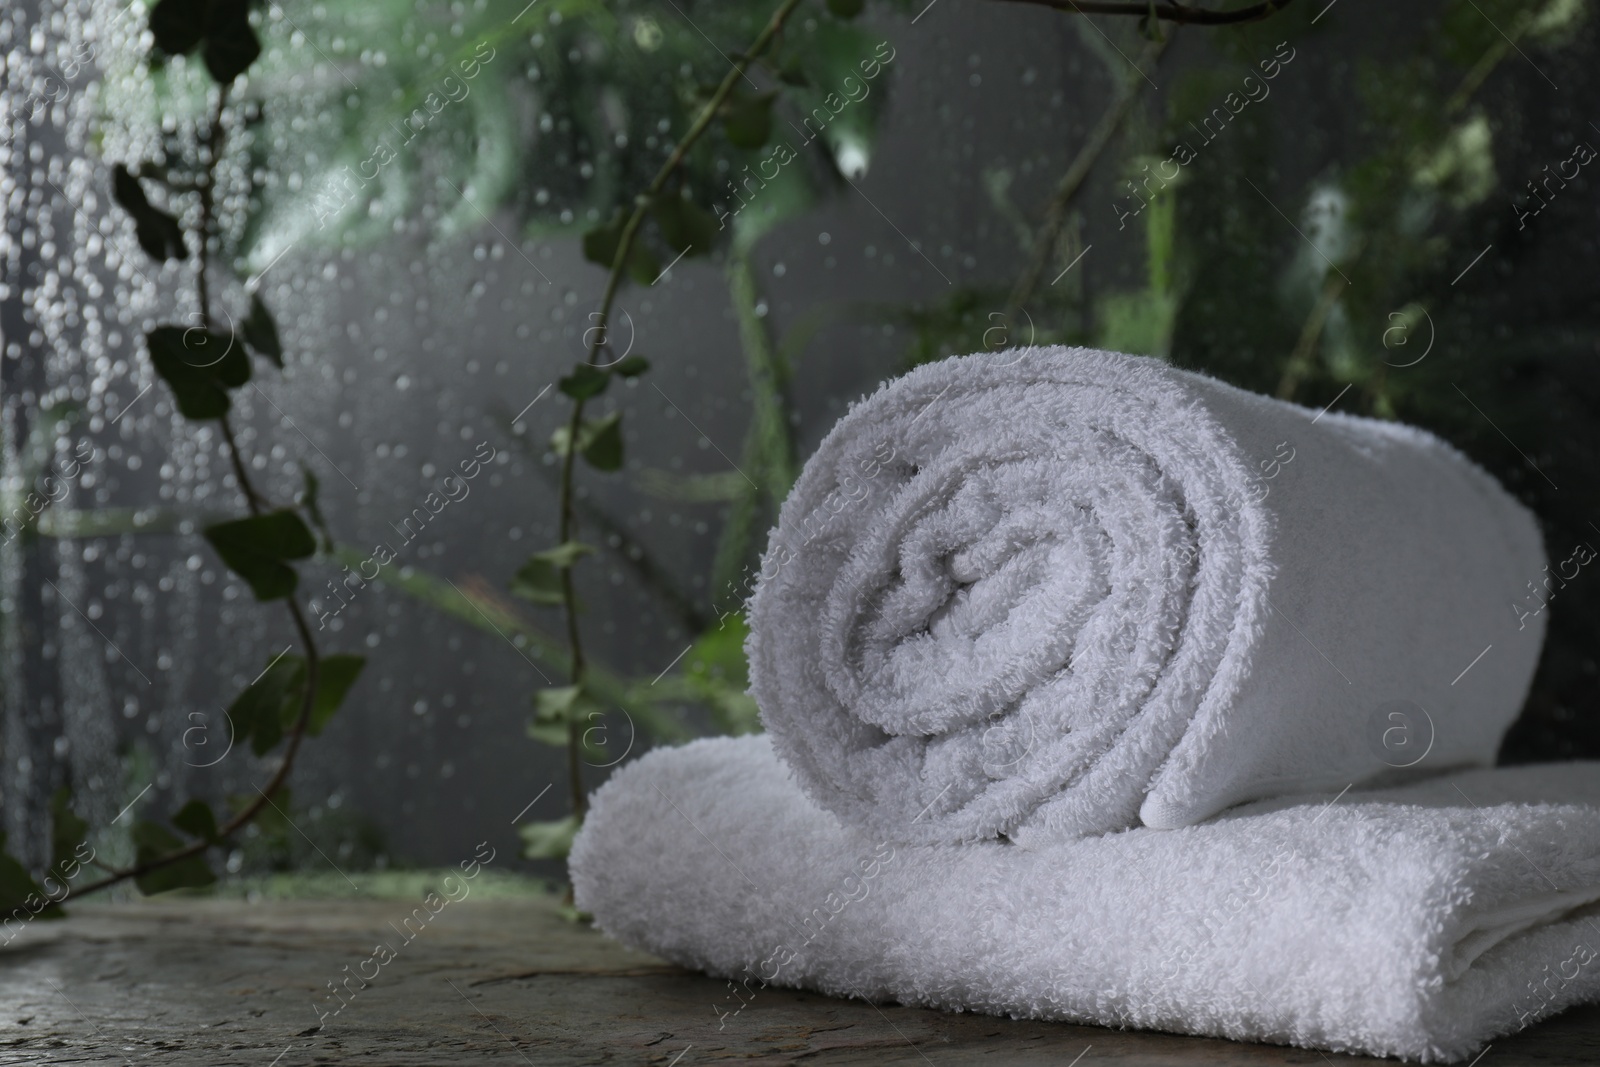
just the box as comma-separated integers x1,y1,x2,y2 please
745,346,1546,845
571,734,1600,1063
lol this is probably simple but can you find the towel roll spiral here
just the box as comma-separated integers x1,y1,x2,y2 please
746,347,1545,845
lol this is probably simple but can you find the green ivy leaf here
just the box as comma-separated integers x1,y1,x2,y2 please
612,356,651,378
234,787,293,839
147,0,260,83
297,465,333,553
549,413,624,471
201,0,261,83
580,214,660,285
112,165,187,261
723,92,776,149
203,510,316,600
580,216,624,269
509,563,562,606
626,242,661,285
49,787,89,881
1137,7,1168,42
827,0,866,18
241,292,283,366
686,613,752,690
146,324,250,420
534,684,585,720
228,651,364,751
131,821,216,895
225,652,299,755
558,362,610,401
149,0,207,56
510,541,596,606
579,411,623,472
0,833,48,915
304,653,366,736
539,541,598,570
130,821,179,856
652,192,718,258
680,613,761,735
525,718,570,746
171,799,220,843
528,683,602,747
519,814,581,860
776,55,810,87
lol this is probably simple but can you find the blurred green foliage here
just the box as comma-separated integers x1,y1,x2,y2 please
104,0,910,272
890,0,1597,761
22,0,1592,898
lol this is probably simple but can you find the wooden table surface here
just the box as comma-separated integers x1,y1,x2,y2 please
0,894,1595,1065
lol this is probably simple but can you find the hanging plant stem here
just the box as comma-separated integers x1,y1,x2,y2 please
48,0,370,903
76,83,330,897
545,0,806,827
1005,33,1172,321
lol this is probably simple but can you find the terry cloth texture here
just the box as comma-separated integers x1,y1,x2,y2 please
571,735,1600,1064
744,346,1546,845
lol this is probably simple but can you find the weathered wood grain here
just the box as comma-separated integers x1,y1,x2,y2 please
0,896,1594,1065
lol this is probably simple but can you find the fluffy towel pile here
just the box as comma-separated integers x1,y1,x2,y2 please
572,735,1600,1063
571,347,1589,1062
745,347,1545,843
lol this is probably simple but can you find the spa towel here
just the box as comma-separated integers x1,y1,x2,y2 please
745,346,1546,845
570,734,1600,1063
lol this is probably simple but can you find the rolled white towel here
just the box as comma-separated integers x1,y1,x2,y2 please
571,734,1600,1063
745,346,1547,845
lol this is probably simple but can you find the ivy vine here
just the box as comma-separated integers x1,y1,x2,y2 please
0,0,363,915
